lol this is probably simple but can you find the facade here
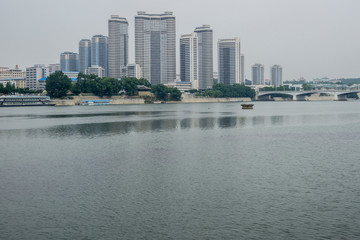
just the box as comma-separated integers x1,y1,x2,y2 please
37,78,47,90
63,71,79,79
252,64,264,85
0,78,26,89
85,65,105,78
26,64,49,90
241,54,245,83
48,63,60,73
135,11,176,85
121,66,127,77
79,39,91,73
0,66,26,80
108,15,129,78
180,33,199,89
165,81,192,92
91,35,108,76
218,38,241,85
194,25,213,89
60,52,79,72
126,64,143,79
271,65,283,87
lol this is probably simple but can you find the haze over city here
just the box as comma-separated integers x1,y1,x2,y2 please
1,0,360,80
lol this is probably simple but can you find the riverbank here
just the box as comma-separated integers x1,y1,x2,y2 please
50,93,252,106
50,93,359,106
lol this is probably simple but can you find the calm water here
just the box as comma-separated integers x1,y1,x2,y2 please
1,101,360,240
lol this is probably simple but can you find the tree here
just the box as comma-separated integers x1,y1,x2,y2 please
5,82,16,94
101,77,122,96
45,71,72,98
121,77,138,96
347,93,359,99
0,82,16,94
74,73,100,94
169,87,182,101
150,84,182,101
0,84,5,94
188,89,198,94
302,83,312,91
151,84,169,101
210,83,255,98
120,77,151,96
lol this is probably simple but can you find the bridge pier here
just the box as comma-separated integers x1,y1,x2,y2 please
295,95,307,101
334,94,347,101
258,95,273,101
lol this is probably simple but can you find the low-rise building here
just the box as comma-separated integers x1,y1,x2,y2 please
136,85,152,97
85,66,105,78
0,65,26,80
165,81,192,92
48,64,61,73
63,71,79,79
126,64,143,79
26,64,49,90
0,78,26,88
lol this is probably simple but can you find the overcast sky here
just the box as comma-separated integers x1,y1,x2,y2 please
1,0,360,80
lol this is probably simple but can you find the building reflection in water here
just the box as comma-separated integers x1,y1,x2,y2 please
252,116,265,126
0,113,287,138
271,115,284,125
218,117,237,128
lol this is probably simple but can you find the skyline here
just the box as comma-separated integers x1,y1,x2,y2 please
1,0,360,81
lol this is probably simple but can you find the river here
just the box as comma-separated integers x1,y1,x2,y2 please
1,101,360,239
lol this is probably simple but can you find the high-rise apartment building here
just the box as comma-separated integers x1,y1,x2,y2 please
180,33,198,89
60,52,79,72
79,39,91,73
26,64,49,90
241,54,245,83
91,35,108,76
218,38,241,85
135,11,176,85
108,15,128,79
252,63,264,85
271,65,283,87
194,25,213,89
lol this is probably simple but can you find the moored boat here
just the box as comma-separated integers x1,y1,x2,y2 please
0,96,55,107
241,103,254,109
82,99,110,106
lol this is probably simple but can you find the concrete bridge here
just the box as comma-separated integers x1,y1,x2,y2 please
256,90,360,101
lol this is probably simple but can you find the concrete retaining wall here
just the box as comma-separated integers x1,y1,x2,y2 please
51,94,252,106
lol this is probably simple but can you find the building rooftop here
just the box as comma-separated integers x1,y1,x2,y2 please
136,11,174,17
194,25,212,32
1,78,25,81
110,15,128,22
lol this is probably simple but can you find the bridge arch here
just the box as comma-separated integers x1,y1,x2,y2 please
257,92,294,101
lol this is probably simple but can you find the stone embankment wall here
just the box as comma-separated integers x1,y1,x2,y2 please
307,94,334,101
51,94,252,106
51,95,145,106
181,93,251,103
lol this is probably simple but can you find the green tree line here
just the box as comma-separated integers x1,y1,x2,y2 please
45,71,182,101
196,83,255,98
0,82,42,95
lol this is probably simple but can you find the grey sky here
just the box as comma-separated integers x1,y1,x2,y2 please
1,0,359,80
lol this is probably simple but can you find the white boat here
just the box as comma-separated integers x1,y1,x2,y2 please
0,95,55,107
